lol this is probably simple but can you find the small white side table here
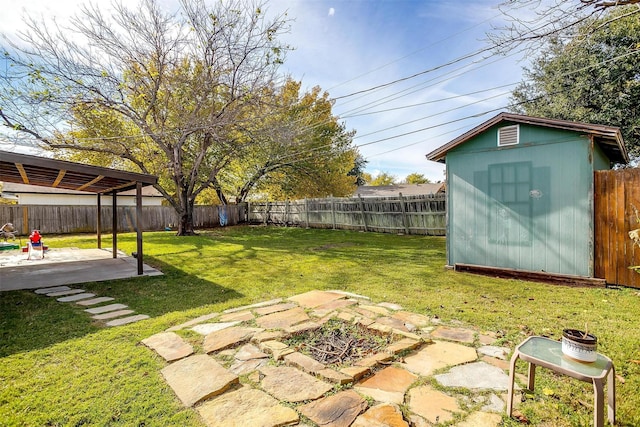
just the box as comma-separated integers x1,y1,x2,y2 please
507,336,615,427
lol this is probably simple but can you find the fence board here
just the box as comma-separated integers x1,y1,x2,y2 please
0,204,245,236
247,194,446,236
594,169,640,288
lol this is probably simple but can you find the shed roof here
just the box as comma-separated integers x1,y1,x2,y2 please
0,150,157,194
425,112,629,164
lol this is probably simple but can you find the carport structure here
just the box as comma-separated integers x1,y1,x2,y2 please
0,150,158,275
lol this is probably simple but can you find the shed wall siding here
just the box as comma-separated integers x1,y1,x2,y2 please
447,124,595,277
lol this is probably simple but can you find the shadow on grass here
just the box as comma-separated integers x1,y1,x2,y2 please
0,260,242,358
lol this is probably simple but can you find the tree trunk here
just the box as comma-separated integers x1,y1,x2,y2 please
176,189,197,236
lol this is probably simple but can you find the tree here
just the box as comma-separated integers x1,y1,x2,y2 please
0,0,291,235
489,0,640,53
510,6,640,158
212,79,360,202
368,172,397,186
403,173,431,184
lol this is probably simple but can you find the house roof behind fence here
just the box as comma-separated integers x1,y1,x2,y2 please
355,183,445,197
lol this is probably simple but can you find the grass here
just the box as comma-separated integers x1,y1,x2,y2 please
1,225,639,426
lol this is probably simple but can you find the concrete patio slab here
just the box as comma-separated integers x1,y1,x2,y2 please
0,248,162,291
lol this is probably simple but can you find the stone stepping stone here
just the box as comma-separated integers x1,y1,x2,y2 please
85,303,129,314
228,344,269,375
430,326,475,343
259,365,333,402
284,321,321,335
166,313,219,332
251,330,284,343
482,394,505,413
385,338,422,355
354,352,393,368
234,343,268,361
287,290,345,309
284,351,326,374
455,411,502,427
477,345,510,360
391,311,431,328
311,298,357,317
352,403,409,427
218,310,254,322
258,340,293,360
299,389,367,427
255,307,309,329
401,340,477,376
191,322,240,335
358,304,391,316
434,361,511,391
47,289,86,297
408,385,461,425
222,298,283,314
317,368,352,385
378,302,403,311
34,286,71,294
57,293,96,302
203,326,263,353
105,314,150,327
198,386,298,427
375,316,411,332
354,366,417,405
161,355,238,407
92,309,135,320
253,302,298,316
340,366,370,382
76,297,115,306
141,332,194,362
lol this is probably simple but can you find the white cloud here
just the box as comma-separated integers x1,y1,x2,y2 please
328,7,335,17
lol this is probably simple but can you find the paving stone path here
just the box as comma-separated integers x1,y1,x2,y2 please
33,286,150,326
142,290,516,427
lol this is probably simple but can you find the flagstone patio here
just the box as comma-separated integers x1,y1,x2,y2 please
142,290,515,427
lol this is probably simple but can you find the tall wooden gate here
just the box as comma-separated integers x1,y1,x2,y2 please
594,169,640,288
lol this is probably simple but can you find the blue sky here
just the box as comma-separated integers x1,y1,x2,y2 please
1,0,528,183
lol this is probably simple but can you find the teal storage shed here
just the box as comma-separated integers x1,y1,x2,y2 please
426,113,628,283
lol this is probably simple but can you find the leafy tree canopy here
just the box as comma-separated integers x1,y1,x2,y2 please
403,173,431,184
367,172,397,186
0,0,360,232
510,6,640,159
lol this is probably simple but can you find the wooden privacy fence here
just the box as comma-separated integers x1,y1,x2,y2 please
247,194,446,236
0,204,245,235
594,168,640,289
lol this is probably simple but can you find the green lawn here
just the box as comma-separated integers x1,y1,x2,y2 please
1,226,638,426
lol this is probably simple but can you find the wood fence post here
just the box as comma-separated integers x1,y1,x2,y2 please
399,192,409,234
331,196,336,229
358,195,368,232
264,202,269,225
22,206,29,235
305,198,310,228
285,199,290,227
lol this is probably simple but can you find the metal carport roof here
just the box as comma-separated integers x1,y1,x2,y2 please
0,150,158,275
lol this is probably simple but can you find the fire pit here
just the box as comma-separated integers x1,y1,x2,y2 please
284,319,396,366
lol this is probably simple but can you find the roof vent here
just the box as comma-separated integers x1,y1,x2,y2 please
498,125,519,146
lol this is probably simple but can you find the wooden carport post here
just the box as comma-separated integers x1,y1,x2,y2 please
112,191,118,258
96,193,102,249
136,182,143,275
